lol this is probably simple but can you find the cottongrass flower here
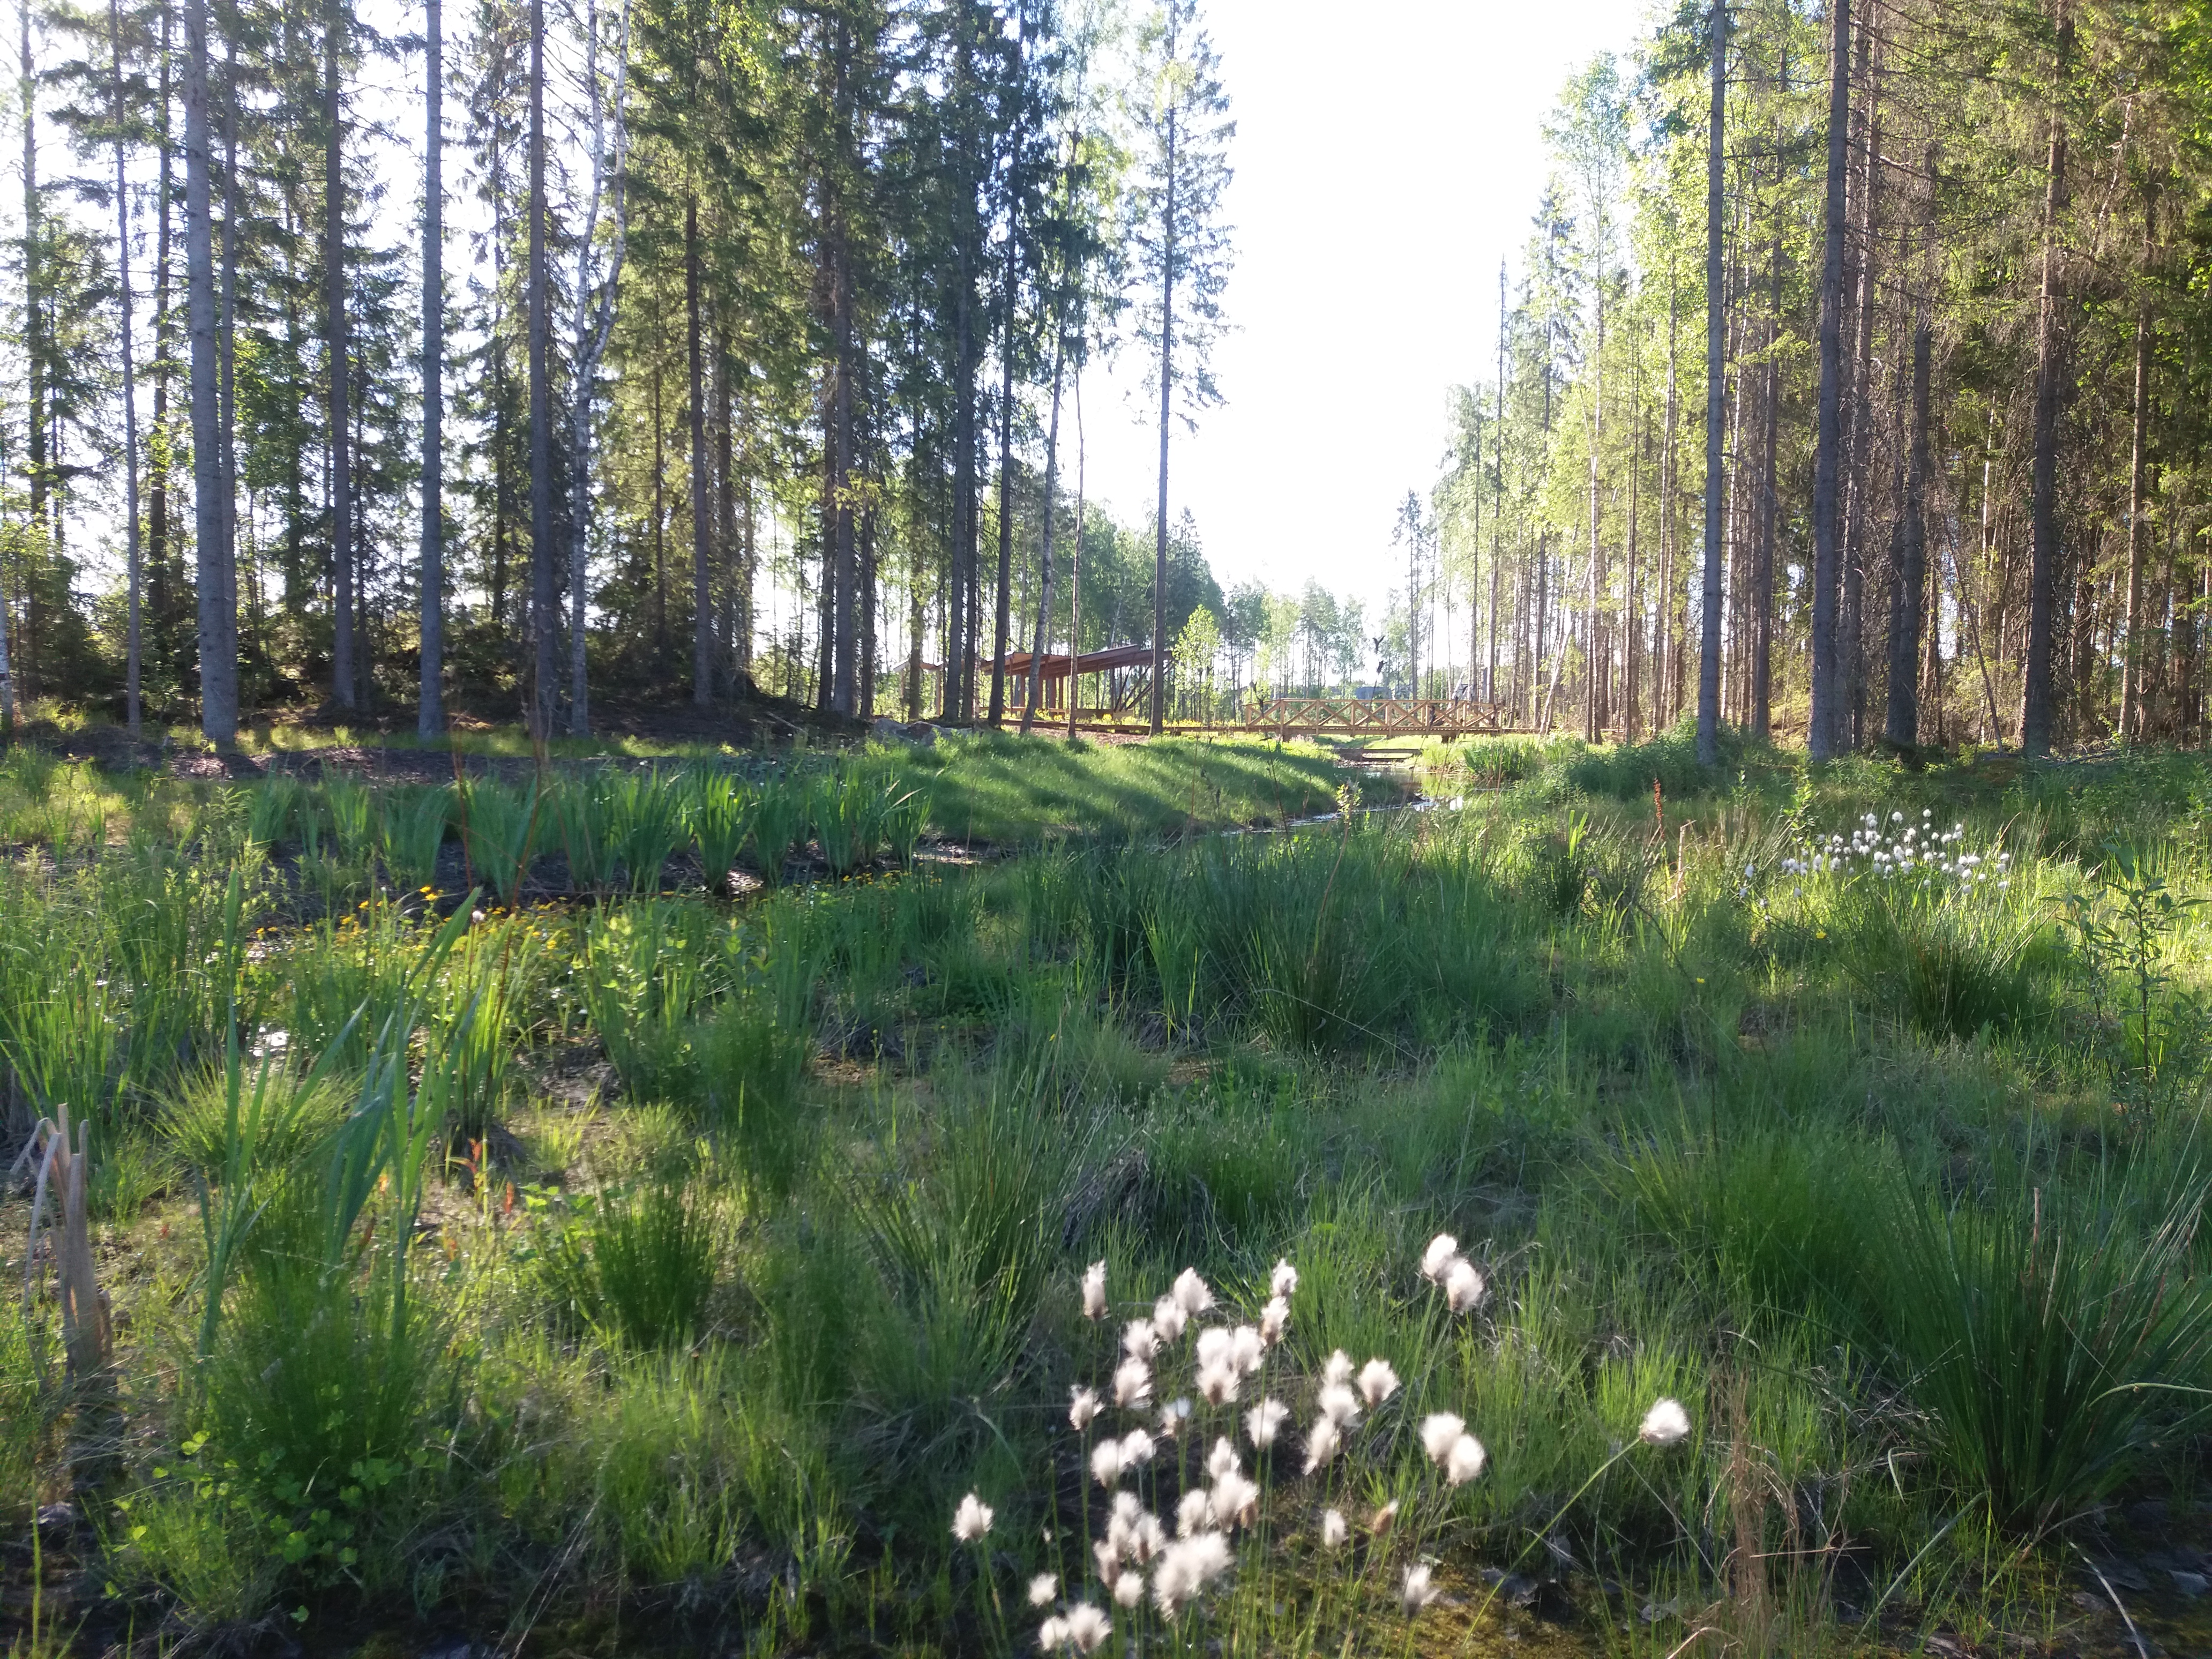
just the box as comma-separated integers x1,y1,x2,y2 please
1194,1326,1231,1368
1040,1616,1070,1650
1068,1386,1101,1431
1112,1357,1152,1408
1246,1398,1290,1449
952,1492,994,1543
1105,1492,1165,1565
1401,1562,1440,1614
1122,1319,1160,1361
1303,1415,1342,1473
1419,1411,1466,1463
1150,1295,1190,1344
1445,1433,1487,1486
1317,1382,1362,1427
1322,1349,1354,1387
1421,1234,1460,1282
1082,1261,1108,1320
1444,1257,1486,1313
1029,1574,1059,1608
1111,1572,1145,1609
1170,1267,1215,1316
1196,1359,1240,1406
1640,1397,1691,1447
1210,1470,1260,1531
1321,1507,1349,1549
1153,1531,1231,1616
1118,1428,1156,1468
1158,1397,1192,1437
1370,1500,1399,1535
1090,1439,1125,1488
1259,1295,1290,1347
1230,1325,1267,1375
1271,1258,1298,1297
1176,1488,1213,1537
1356,1358,1400,1407
1063,1604,1111,1653
1207,1437,1240,1479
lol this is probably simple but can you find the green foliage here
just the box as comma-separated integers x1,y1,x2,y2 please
748,776,811,885
684,768,757,893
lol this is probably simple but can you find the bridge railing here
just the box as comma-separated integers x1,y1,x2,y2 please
1238,698,1508,737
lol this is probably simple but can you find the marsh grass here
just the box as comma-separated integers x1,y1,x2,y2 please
15,734,2212,1656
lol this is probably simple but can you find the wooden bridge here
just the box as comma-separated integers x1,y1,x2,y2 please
1238,697,1511,739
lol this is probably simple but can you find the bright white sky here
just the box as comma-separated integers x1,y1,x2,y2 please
1082,0,1648,632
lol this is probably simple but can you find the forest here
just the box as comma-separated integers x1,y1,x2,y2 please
14,0,2212,1657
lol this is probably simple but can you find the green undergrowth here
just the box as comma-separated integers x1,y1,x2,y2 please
6,734,2212,1657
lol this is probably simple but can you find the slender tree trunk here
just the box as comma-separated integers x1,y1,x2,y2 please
527,0,556,735
1886,310,1931,746
1842,43,1880,748
689,196,714,705
2120,188,2155,741
2021,5,2070,757
185,0,230,741
1696,0,1727,765
989,226,1016,723
1751,233,1777,741
419,0,444,735
1067,363,1084,739
220,23,240,701
1152,0,1179,736
111,0,144,737
1808,0,1850,756
1022,330,1065,734
858,503,876,715
325,0,355,708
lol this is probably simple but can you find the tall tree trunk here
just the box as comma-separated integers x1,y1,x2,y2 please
1696,0,1726,766
1751,232,1777,741
185,0,230,741
2021,4,2070,757
111,0,144,737
2119,186,2155,741
1151,0,1179,736
989,229,1016,723
1842,39,1880,748
1886,311,1931,747
221,21,240,700
689,196,714,705
1491,261,1506,705
419,0,444,736
527,0,557,735
148,10,172,699
325,0,355,709
1067,363,1085,739
1584,273,1604,739
1021,330,1065,734
1808,0,1850,757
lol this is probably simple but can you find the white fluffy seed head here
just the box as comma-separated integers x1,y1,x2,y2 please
1444,1257,1486,1313
1069,1386,1101,1431
1118,1429,1155,1467
1445,1433,1487,1486
1321,1507,1349,1548
1111,1571,1144,1608
952,1492,994,1542
1152,1531,1231,1616
1356,1358,1400,1407
1150,1295,1189,1344
1170,1267,1215,1316
1421,1234,1460,1282
1322,1349,1354,1387
1271,1258,1298,1298
1401,1562,1440,1614
1029,1574,1059,1608
1259,1296,1290,1347
1176,1487,1213,1538
1194,1326,1231,1369
1230,1325,1267,1376
1090,1440,1124,1488
1065,1604,1112,1653
1246,1398,1289,1449
1123,1319,1160,1362
1317,1382,1362,1427
1419,1411,1466,1464
1158,1396,1192,1436
1207,1436,1240,1479
1081,1261,1108,1321
1039,1616,1069,1651
1371,1500,1400,1535
1640,1397,1692,1447
1112,1357,1152,1409
1303,1415,1342,1473
1210,1470,1260,1531
1196,1359,1240,1406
